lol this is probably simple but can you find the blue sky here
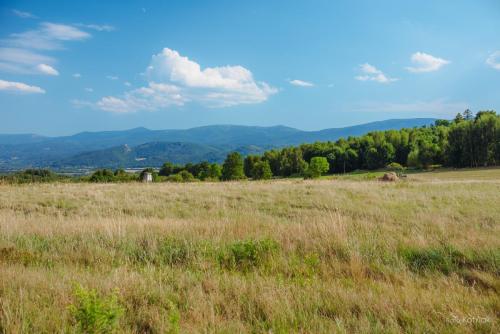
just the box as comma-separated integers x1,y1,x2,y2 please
0,0,499,135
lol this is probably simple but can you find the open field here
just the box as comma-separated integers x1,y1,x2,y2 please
1,168,499,333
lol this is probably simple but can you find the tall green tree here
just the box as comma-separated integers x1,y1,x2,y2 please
306,157,329,178
251,160,273,180
221,152,246,181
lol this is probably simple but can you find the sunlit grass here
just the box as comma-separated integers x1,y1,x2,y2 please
0,168,499,333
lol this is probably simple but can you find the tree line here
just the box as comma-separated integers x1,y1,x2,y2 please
2,110,497,183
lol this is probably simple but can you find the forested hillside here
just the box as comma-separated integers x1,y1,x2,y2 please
244,110,498,178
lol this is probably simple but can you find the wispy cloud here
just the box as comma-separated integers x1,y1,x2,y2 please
406,52,450,73
355,63,397,83
36,63,58,76
0,47,54,73
73,73,81,78
0,79,45,93
5,22,90,50
76,24,115,32
354,99,468,116
289,79,314,87
486,51,500,70
91,48,277,113
12,9,37,19
85,87,93,92
106,75,119,80
0,22,94,76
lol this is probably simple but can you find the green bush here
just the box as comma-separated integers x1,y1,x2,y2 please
251,160,273,180
69,284,124,333
158,238,193,265
89,169,115,183
218,239,279,271
166,171,195,182
304,157,329,178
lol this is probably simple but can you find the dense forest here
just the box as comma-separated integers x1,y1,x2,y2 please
2,110,498,183
161,110,499,180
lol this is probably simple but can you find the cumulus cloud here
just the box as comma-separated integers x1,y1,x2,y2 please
36,63,59,76
486,51,500,70
97,82,185,113
289,79,314,87
12,9,37,19
406,52,450,73
355,63,397,83
94,48,277,112
0,79,45,93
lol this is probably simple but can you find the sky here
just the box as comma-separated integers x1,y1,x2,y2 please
0,0,499,136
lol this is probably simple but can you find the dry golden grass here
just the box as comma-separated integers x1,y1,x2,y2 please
0,168,499,333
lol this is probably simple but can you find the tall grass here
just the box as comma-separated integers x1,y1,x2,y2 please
0,169,499,333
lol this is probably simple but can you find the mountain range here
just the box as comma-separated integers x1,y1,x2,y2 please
0,118,436,170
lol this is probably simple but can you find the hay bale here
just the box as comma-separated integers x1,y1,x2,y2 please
380,172,398,182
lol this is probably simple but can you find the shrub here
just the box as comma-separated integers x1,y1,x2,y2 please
304,157,329,178
178,170,195,182
166,171,195,182
69,284,124,334
158,238,193,265
89,169,115,183
251,160,273,180
400,246,467,275
386,162,404,172
218,239,279,271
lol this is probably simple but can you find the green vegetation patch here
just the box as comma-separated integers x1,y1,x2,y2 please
399,245,499,275
218,238,280,271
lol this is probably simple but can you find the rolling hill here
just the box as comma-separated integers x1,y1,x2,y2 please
0,118,436,170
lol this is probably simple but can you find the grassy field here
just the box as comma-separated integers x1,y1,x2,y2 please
0,168,499,333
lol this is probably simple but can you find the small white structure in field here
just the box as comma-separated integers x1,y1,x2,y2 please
142,172,153,183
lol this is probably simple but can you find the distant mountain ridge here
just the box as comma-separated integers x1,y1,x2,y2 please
0,118,436,170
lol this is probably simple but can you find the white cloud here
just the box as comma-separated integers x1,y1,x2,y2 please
76,24,115,32
36,63,59,76
73,73,81,78
0,79,45,93
12,9,37,19
355,63,397,83
93,48,276,112
6,22,90,50
85,87,93,92
289,79,314,87
0,23,94,76
486,51,500,70
354,99,468,116
0,47,55,74
406,52,450,73
97,82,185,113
124,81,131,86
106,75,118,80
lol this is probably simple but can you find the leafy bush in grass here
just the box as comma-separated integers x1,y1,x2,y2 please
89,169,116,183
399,245,499,275
69,284,124,334
218,239,279,271
159,238,194,265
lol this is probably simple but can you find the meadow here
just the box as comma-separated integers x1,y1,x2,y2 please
0,168,499,333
